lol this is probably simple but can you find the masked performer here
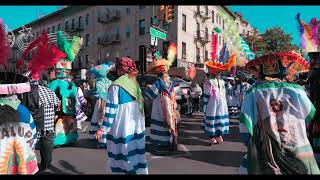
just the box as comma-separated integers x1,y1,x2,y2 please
88,62,114,148
241,52,319,174
49,31,83,146
96,57,148,174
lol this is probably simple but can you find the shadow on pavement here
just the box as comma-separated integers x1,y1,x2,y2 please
73,139,99,149
47,165,70,174
59,160,84,174
184,150,246,167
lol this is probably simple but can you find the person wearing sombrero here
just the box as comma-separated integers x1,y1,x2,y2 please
87,62,114,148
203,54,235,145
144,44,180,152
95,57,148,174
240,52,319,174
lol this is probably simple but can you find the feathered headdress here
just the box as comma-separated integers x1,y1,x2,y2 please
310,18,319,50
211,33,218,61
57,31,83,62
296,13,307,50
205,54,236,74
0,19,11,69
147,42,177,74
17,31,67,80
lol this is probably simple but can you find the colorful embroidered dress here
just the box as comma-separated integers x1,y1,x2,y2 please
203,77,229,137
100,74,148,174
145,78,178,149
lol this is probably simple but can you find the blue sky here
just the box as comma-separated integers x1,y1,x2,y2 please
229,6,320,46
0,6,319,46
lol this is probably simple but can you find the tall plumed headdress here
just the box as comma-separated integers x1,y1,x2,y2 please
16,31,66,80
147,42,177,75
0,19,11,69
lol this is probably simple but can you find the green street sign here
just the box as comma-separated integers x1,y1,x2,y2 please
150,27,166,40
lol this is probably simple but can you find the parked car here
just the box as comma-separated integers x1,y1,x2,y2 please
138,74,193,127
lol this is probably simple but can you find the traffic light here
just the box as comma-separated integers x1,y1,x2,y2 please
165,5,174,23
160,5,165,12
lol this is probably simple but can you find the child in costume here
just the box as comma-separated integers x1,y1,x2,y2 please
96,57,148,174
17,31,65,171
241,52,319,174
48,31,83,146
144,43,180,152
0,20,38,174
203,55,235,145
88,62,114,148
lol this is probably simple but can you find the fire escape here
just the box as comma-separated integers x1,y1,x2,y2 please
193,7,210,68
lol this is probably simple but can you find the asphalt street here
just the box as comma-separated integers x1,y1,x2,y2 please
36,112,247,174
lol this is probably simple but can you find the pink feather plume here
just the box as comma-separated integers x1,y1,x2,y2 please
0,19,11,68
310,18,319,48
211,33,218,61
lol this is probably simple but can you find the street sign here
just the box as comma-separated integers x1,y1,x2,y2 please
151,35,158,46
150,27,166,40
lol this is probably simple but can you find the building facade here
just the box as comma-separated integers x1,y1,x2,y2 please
8,6,253,76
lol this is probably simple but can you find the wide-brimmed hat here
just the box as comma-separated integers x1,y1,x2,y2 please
147,59,170,75
205,54,236,74
243,52,310,81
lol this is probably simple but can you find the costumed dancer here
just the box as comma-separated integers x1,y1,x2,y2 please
144,43,180,152
224,76,241,121
203,54,235,145
49,31,83,146
241,52,319,174
17,31,65,171
96,57,148,174
88,62,114,148
0,20,38,174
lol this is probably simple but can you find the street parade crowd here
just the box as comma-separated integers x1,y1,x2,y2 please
1,15,320,175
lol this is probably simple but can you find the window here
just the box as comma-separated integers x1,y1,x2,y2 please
205,5,208,16
47,27,50,33
104,32,109,42
65,21,69,30
139,19,145,35
163,21,169,31
85,55,89,66
196,47,200,62
150,16,157,26
78,56,82,68
222,19,224,29
115,51,119,58
115,8,120,17
212,11,215,23
71,19,75,30
139,6,145,9
182,14,186,31
36,32,39,37
52,26,55,33
86,14,90,26
126,7,130,14
182,42,186,59
219,35,222,45
106,8,110,20
115,27,120,40
216,14,219,24
58,24,61,31
205,27,208,41
125,25,130,38
205,50,208,60
78,16,82,28
85,34,90,47
97,11,101,21
196,22,200,37
197,6,200,13
243,29,245,35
